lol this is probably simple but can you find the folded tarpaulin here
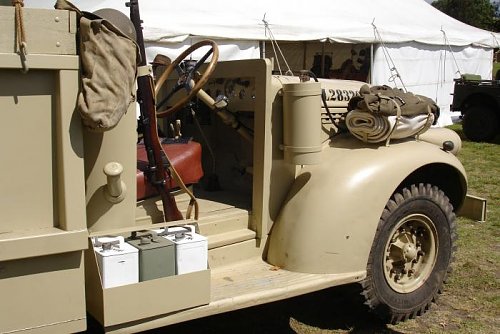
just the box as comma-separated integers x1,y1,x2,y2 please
346,84,436,144
348,84,440,118
346,110,434,144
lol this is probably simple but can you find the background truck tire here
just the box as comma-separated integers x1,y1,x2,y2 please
361,184,457,324
462,105,499,142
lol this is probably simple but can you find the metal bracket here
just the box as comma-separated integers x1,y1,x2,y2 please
458,194,487,223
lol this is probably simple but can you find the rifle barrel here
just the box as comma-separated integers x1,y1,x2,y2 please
128,0,182,221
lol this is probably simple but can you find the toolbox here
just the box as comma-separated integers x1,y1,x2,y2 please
126,231,176,281
155,225,208,275
92,236,139,289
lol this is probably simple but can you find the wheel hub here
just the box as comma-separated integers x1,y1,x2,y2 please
384,214,438,293
403,243,418,261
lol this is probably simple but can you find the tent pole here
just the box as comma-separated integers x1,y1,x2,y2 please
259,41,265,59
370,43,374,84
321,42,325,77
303,41,307,70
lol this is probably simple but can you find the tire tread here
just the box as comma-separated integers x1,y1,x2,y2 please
360,183,457,324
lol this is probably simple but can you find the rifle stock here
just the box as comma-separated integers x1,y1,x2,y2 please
127,0,182,222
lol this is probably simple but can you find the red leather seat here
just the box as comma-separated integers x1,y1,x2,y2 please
136,140,203,201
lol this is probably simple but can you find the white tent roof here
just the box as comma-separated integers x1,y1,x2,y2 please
26,0,500,47
145,0,500,47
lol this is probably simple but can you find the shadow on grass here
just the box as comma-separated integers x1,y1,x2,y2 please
150,284,403,334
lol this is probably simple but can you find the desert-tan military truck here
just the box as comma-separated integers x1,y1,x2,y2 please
0,1,467,333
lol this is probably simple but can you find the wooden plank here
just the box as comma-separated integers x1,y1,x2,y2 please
0,53,79,69
0,228,88,261
207,229,256,249
0,7,76,55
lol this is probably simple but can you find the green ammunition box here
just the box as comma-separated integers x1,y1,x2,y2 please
126,232,175,281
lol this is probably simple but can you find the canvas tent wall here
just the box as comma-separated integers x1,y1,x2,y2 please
263,40,493,126
372,42,493,125
263,41,372,82
23,0,500,125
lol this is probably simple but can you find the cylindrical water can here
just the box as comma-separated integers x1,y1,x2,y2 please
282,82,322,165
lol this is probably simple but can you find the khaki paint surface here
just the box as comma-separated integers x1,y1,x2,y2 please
267,132,466,274
0,7,76,55
1,10,87,333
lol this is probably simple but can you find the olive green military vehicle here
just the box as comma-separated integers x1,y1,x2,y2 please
0,1,467,333
451,74,500,142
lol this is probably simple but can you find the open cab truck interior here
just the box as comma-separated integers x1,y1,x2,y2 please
0,1,468,333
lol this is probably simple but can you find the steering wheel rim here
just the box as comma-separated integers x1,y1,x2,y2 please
154,40,219,118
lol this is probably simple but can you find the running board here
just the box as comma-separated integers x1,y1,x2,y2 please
105,257,366,333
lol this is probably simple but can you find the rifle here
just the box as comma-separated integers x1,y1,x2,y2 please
127,0,182,222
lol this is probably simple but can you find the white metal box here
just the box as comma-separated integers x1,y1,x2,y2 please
93,236,139,288
154,226,208,275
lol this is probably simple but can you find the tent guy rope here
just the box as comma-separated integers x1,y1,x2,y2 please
262,14,293,76
441,27,462,77
372,19,407,92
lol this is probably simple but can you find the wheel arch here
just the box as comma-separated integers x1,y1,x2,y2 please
266,139,467,276
396,163,467,213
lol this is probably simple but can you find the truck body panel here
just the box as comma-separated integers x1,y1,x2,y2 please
0,13,87,332
267,134,466,274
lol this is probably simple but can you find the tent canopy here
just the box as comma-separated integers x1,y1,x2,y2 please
26,0,500,47
24,0,499,126
143,0,500,47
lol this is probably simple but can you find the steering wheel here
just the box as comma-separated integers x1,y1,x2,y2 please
154,40,219,117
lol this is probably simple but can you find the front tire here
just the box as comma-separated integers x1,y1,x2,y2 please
361,184,457,324
462,105,499,142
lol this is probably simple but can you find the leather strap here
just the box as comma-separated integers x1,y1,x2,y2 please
137,64,152,77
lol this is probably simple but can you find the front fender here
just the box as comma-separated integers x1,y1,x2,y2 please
266,134,466,275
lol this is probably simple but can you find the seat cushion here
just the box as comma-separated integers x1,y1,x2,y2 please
137,140,203,201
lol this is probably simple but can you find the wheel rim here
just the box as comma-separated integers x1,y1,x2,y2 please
383,213,438,293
